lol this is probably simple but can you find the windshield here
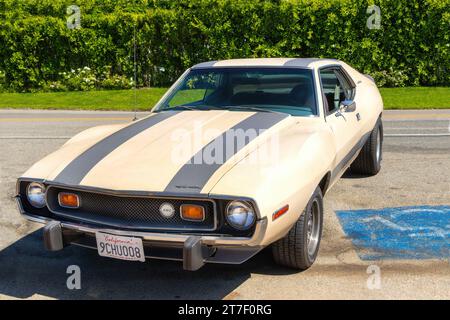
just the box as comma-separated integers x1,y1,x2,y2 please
154,67,317,116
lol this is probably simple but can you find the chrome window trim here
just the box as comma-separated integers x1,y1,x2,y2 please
318,64,357,118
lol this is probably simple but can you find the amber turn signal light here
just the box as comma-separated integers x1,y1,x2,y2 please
58,192,80,208
180,204,205,221
272,205,289,221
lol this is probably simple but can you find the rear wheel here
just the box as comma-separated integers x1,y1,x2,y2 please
350,119,383,175
272,186,323,270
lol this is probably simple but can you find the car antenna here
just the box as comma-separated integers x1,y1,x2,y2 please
132,23,138,121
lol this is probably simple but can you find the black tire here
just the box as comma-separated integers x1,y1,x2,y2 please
272,186,324,270
350,118,383,175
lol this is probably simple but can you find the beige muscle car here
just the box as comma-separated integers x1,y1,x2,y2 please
16,58,383,271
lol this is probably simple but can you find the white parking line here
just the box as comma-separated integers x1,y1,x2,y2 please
385,127,449,130
0,136,71,139
384,133,450,137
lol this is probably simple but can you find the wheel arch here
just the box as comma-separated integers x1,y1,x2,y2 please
318,171,331,196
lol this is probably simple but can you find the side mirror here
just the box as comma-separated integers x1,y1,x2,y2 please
340,100,356,113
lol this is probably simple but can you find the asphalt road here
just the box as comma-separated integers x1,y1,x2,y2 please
0,109,449,300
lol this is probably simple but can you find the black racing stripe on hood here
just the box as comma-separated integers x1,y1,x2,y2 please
53,111,179,185
164,112,289,194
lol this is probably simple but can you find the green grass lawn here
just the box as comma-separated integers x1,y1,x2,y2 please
379,87,450,109
0,88,168,111
0,87,448,111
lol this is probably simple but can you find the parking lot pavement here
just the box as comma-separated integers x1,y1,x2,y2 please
0,109,449,300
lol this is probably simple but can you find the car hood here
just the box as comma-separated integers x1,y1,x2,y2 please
26,110,292,195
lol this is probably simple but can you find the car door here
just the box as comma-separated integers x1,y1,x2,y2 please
319,67,360,175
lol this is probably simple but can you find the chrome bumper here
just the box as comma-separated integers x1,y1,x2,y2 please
17,197,267,270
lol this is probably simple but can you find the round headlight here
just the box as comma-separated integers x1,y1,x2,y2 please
225,201,256,230
26,182,46,208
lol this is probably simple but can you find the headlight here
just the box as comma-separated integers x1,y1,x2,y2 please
225,200,256,230
26,182,46,208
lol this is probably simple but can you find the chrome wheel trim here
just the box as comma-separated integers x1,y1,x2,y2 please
307,199,321,257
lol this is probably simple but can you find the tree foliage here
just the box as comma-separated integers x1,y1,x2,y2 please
0,0,448,91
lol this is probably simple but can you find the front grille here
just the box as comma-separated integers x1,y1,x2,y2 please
46,186,216,231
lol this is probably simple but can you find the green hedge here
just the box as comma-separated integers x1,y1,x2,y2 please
0,0,449,91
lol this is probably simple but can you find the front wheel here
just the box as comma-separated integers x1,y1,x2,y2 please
271,186,323,270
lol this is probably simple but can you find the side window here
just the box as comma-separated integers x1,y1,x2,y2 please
319,68,354,114
335,69,355,102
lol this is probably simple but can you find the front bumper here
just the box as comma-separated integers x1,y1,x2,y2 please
17,197,267,271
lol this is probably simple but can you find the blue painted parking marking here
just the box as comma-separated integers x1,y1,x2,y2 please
336,206,450,260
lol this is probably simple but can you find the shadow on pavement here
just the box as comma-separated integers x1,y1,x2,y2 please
0,229,297,299
341,169,371,179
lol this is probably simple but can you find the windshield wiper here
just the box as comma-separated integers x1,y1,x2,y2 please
167,105,198,111
222,105,289,116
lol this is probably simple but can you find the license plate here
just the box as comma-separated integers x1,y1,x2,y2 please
95,232,145,262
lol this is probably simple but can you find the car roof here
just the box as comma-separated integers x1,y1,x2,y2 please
191,58,343,70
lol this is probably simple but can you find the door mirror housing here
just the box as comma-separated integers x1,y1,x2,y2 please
340,100,356,113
